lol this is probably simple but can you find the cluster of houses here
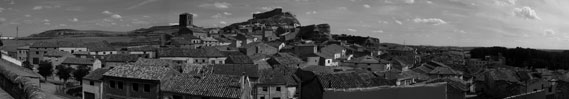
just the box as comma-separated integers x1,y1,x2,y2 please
8,8,569,99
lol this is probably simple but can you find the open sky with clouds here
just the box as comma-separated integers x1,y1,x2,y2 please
0,0,568,49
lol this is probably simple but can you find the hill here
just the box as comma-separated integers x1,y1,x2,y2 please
222,8,300,31
28,29,126,37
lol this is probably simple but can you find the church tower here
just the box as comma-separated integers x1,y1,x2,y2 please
179,13,193,28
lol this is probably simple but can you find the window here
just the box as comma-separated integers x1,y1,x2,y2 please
89,81,94,86
144,84,151,92
272,97,280,99
260,96,265,99
276,87,281,91
262,87,268,91
118,82,123,89
35,51,39,54
44,51,47,54
33,58,39,64
549,87,552,92
132,83,139,91
109,81,116,88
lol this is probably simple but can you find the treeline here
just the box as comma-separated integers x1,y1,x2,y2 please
470,47,569,70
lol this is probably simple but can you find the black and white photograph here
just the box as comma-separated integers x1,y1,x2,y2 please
0,0,568,99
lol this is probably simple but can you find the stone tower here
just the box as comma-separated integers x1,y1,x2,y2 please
179,13,193,28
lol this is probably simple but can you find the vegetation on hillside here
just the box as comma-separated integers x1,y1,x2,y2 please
470,47,569,70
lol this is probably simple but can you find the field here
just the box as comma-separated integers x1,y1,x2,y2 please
1,37,133,52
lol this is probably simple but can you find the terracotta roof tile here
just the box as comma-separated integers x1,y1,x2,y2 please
319,72,395,89
212,64,258,78
160,74,242,98
158,47,225,57
103,65,177,80
83,68,110,80
104,54,142,62
61,57,94,65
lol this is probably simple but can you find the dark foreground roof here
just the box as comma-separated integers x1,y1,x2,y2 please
161,74,243,98
83,68,110,80
103,65,177,80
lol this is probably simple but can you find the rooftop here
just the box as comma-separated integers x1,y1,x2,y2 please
158,47,225,57
161,74,243,98
61,57,94,65
212,64,259,78
104,54,141,62
319,72,394,89
103,65,177,81
83,68,110,80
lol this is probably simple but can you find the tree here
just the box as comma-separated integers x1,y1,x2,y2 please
37,61,54,81
73,65,90,83
22,61,33,70
55,65,72,83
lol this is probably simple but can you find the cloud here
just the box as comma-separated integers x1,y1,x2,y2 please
102,10,113,15
70,18,79,22
403,0,415,4
24,14,31,17
127,0,158,10
495,0,517,6
363,4,371,8
220,21,227,25
372,30,384,33
169,23,179,25
0,7,4,13
426,1,433,4
199,2,231,9
260,6,282,11
347,28,357,32
395,20,403,25
338,7,347,10
223,12,232,15
544,29,555,36
32,5,61,10
212,13,225,19
0,17,6,22
43,19,50,22
413,18,447,25
111,14,122,19
513,6,541,20
305,11,317,15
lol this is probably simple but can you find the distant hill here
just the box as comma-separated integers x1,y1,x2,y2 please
28,29,126,37
127,25,179,36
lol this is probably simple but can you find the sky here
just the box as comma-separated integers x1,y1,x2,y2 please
0,0,568,49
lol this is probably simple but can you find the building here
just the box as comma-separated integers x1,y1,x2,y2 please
29,41,59,65
240,42,278,56
160,74,253,99
341,55,390,72
212,64,259,79
82,68,110,99
43,50,75,66
57,41,88,54
102,65,178,99
323,82,462,99
86,41,117,59
16,46,29,62
120,45,158,58
255,67,299,99
179,13,193,28
267,53,304,67
315,44,346,66
427,66,463,79
103,54,142,68
61,57,95,69
157,47,227,64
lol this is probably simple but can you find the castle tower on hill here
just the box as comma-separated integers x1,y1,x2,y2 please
179,13,193,28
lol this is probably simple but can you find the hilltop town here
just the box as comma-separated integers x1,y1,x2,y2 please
0,8,568,99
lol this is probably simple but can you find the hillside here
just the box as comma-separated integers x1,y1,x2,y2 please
28,29,126,37
222,8,300,30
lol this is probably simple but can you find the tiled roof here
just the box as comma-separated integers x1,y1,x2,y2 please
171,38,193,45
158,47,225,57
0,59,42,78
44,50,73,57
56,41,85,47
248,53,270,61
400,70,430,81
227,55,254,64
30,41,58,48
265,42,283,48
133,58,182,70
86,41,115,51
319,72,395,88
316,44,344,59
212,64,259,78
161,74,242,98
268,53,304,65
103,65,176,80
346,55,379,64
420,77,469,91
83,68,110,80
258,66,298,85
104,54,141,62
125,45,158,51
61,57,94,65
428,67,463,75
17,46,30,50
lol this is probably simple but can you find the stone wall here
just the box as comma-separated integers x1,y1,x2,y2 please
0,59,47,99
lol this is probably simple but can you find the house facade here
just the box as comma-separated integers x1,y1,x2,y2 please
158,48,227,64
82,68,110,99
16,46,29,62
102,65,177,99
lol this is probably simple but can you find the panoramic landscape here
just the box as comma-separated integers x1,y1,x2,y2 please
0,0,568,99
